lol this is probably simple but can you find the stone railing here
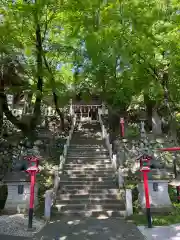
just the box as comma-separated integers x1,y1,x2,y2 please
59,115,76,173
98,111,133,216
98,111,114,167
44,114,77,221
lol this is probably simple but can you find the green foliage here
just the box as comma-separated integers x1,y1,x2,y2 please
126,123,140,138
0,0,180,115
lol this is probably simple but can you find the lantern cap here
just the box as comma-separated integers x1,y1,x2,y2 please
137,154,152,160
26,166,40,173
140,166,150,172
156,138,165,144
169,175,180,187
120,118,124,123
3,171,29,182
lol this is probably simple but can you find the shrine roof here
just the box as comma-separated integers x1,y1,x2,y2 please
3,171,30,183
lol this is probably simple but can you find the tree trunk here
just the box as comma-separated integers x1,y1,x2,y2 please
30,23,43,130
144,93,155,131
43,53,65,130
53,92,65,130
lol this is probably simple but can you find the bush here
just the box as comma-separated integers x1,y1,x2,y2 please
126,123,139,138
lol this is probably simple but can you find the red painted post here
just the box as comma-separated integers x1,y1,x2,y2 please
157,147,180,152
143,170,150,208
140,159,152,228
178,186,180,201
26,157,40,229
120,118,125,138
28,171,35,228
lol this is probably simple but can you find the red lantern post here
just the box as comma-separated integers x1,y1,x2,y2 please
120,118,125,138
140,157,152,228
158,147,180,202
25,157,40,229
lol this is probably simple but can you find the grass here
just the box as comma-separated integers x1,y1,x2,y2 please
127,185,180,226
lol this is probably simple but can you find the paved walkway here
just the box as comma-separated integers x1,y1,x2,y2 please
2,223,180,239
138,224,180,240
35,216,145,240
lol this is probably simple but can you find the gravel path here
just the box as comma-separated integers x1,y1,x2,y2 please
0,234,31,239
0,214,46,237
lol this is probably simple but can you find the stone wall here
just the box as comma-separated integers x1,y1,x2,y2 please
0,140,14,181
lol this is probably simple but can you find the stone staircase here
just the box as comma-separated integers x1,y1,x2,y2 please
54,121,126,217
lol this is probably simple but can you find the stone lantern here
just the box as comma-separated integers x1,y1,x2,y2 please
138,169,173,212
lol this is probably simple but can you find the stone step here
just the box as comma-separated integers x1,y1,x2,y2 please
67,154,109,158
70,144,105,148
64,162,112,170
52,209,126,217
56,199,124,205
67,155,109,159
57,193,120,200
60,176,114,181
68,148,108,152
63,166,112,171
63,169,114,175
62,172,115,178
58,188,119,195
71,137,102,139
60,179,114,185
70,142,104,145
66,159,111,164
55,203,125,212
64,163,112,168
69,146,108,153
66,156,110,159
59,184,116,190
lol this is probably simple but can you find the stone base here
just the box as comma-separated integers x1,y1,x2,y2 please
141,206,173,213
138,180,173,212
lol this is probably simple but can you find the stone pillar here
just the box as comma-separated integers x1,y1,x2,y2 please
126,189,133,216
69,99,73,116
102,102,106,115
44,190,53,221
23,93,28,114
152,109,162,135
140,120,146,138
80,107,82,121
6,94,13,110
